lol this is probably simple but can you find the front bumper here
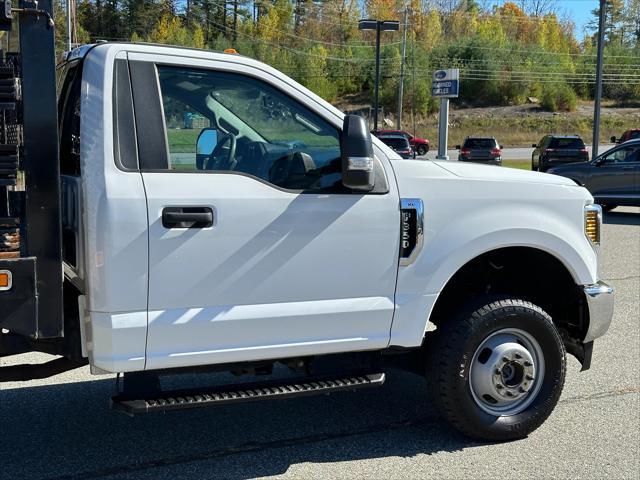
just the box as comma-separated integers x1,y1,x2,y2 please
583,281,614,343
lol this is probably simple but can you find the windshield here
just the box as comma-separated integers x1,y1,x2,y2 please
463,138,496,149
628,131,640,140
549,137,585,149
381,137,409,149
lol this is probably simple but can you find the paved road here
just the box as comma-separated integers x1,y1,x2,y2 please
1,208,638,480
420,144,614,161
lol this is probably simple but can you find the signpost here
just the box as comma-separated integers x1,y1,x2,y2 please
432,69,459,160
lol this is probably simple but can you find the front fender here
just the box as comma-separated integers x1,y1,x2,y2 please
390,193,597,347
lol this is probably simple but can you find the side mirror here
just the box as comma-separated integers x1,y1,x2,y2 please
341,115,375,191
610,136,617,143
532,144,537,148
593,157,604,166
196,128,218,170
455,145,461,150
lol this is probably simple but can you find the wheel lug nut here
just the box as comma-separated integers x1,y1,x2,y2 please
494,368,501,375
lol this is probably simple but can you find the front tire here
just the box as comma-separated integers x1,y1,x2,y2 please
417,145,428,156
426,297,566,441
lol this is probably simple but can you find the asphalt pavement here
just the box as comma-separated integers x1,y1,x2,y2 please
0,207,638,480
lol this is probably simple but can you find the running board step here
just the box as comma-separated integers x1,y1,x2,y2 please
111,373,386,415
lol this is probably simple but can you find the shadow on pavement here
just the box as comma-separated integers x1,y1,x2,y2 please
603,210,640,226
0,370,481,480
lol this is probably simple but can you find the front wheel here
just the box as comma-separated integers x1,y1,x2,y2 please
426,297,566,441
417,144,429,156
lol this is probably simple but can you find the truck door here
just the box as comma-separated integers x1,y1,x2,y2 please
128,55,400,370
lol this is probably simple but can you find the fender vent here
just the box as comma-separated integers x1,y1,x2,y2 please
400,198,424,266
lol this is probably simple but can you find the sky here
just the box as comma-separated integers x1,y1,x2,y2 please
558,0,599,40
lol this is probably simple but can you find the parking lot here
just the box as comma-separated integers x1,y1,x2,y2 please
0,207,638,480
418,144,614,162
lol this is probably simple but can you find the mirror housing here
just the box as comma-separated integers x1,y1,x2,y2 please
341,115,375,191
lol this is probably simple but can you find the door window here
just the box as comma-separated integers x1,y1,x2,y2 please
57,62,82,175
601,145,640,164
157,66,342,192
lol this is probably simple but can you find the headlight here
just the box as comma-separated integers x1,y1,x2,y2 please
584,204,602,245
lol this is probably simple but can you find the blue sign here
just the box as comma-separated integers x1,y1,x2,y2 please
432,81,459,97
432,69,460,98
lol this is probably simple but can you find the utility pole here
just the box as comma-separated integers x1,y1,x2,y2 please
359,19,400,134
396,7,408,130
592,0,606,160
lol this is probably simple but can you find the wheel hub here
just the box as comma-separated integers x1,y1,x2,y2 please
469,329,544,416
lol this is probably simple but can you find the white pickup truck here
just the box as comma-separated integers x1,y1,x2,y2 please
1,42,614,441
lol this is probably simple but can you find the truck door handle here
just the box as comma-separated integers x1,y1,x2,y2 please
162,207,213,228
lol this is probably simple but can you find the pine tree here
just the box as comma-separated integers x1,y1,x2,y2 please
589,0,625,45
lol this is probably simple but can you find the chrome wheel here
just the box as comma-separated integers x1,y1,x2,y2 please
469,328,545,416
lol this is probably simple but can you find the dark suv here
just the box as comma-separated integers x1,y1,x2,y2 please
456,137,503,165
531,135,589,172
546,139,640,211
377,134,416,159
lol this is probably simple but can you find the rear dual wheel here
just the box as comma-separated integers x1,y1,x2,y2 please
426,297,566,441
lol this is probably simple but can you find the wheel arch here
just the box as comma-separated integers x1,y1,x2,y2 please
425,246,590,366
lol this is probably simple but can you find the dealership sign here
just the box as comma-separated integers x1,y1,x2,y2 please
432,69,459,98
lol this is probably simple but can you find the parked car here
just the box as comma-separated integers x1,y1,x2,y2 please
378,134,416,159
456,137,503,165
532,135,589,172
611,129,640,144
378,129,430,155
546,139,640,211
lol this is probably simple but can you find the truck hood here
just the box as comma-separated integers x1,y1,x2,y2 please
434,160,578,186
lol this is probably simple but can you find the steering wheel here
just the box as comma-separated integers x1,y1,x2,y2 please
205,132,237,171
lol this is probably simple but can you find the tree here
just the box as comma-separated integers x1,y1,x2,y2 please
517,0,557,17
623,0,640,47
588,0,625,45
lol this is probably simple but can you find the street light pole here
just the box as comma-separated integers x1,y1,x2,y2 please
66,0,72,51
592,0,606,160
359,19,399,134
397,7,408,130
373,22,381,134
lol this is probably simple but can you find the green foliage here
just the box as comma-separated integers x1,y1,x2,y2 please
540,83,577,112
64,0,639,115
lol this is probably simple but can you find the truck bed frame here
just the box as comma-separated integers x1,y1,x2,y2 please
0,1,65,351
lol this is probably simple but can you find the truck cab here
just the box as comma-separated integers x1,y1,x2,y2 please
1,40,614,442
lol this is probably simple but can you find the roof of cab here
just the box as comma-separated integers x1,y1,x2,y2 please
63,42,250,63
